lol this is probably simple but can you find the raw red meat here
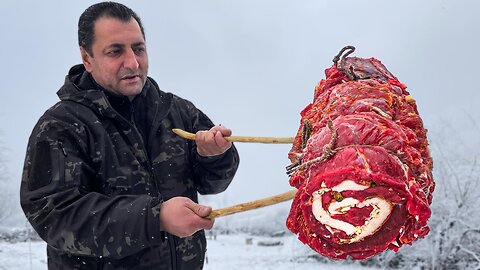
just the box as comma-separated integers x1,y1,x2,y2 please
286,46,434,260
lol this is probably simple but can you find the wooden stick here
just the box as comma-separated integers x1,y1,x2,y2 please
206,189,297,219
172,128,294,144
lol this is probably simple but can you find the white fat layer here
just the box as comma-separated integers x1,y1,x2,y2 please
312,193,357,235
352,197,393,243
332,180,369,192
311,180,394,243
328,198,359,215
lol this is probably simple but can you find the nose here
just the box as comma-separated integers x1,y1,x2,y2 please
123,49,139,69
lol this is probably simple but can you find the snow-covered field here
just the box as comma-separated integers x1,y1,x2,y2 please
0,233,374,270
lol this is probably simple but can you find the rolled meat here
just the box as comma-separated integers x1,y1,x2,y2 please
286,46,434,260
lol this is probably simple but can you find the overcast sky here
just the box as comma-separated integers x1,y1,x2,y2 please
1,0,479,225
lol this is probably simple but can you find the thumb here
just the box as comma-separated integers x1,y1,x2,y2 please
218,126,232,137
185,200,212,218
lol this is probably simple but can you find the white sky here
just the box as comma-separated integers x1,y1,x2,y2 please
1,0,479,225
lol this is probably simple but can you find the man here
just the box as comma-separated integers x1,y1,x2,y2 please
20,2,239,269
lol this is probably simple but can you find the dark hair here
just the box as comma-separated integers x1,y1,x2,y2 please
78,1,145,56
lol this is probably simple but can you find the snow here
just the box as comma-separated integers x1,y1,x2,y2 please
0,241,46,270
0,233,373,270
204,233,372,270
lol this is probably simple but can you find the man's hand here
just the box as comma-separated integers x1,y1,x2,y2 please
159,197,214,238
195,125,233,157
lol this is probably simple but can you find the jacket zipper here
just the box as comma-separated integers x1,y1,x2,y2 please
128,106,160,195
168,234,178,270
130,105,177,269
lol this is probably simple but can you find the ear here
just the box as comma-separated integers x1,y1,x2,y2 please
80,47,93,73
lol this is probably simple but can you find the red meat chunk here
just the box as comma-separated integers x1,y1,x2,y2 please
286,46,434,260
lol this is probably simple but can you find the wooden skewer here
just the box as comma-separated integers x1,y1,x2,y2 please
172,128,296,217
206,189,297,219
172,128,294,144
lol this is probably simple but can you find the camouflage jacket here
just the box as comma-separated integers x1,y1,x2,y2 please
20,65,239,270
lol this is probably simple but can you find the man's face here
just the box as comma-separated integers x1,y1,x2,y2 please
81,17,148,99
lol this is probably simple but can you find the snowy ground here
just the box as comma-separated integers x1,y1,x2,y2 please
0,233,374,270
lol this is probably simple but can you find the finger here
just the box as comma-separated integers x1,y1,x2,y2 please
210,125,231,136
185,200,212,218
209,125,220,133
198,218,214,231
195,130,214,144
217,126,232,137
195,131,205,142
194,214,215,230
196,131,214,156
209,125,232,137
211,125,232,146
214,131,232,149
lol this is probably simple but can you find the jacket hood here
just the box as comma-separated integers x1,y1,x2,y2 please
57,64,98,98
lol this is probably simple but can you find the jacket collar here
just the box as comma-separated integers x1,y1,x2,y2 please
56,64,173,123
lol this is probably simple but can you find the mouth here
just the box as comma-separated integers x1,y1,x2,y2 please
121,74,140,82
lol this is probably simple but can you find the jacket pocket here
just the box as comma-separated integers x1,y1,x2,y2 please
28,140,65,191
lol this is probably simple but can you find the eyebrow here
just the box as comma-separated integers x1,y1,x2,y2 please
132,42,146,47
105,42,146,50
105,43,125,51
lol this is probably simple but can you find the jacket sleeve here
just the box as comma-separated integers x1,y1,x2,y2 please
181,100,240,195
193,146,240,194
20,114,164,259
